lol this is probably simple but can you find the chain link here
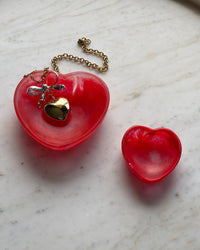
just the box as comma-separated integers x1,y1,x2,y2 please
51,37,109,73
41,67,49,80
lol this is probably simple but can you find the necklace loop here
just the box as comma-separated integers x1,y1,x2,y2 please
51,37,109,73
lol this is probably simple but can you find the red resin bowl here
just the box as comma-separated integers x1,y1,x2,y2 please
122,126,182,183
14,70,110,150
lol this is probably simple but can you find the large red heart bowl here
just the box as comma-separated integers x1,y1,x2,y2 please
122,126,182,183
14,70,109,150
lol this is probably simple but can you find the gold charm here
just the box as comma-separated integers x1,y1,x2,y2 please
44,98,70,121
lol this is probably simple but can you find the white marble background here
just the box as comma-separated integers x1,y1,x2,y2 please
1,0,200,249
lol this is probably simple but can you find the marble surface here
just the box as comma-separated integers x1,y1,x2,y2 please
1,0,200,249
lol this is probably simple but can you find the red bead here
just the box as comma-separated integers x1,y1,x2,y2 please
14,70,109,150
122,126,182,183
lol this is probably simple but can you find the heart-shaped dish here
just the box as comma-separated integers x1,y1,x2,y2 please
122,126,182,183
14,70,110,150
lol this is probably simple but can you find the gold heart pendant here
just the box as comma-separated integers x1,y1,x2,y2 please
44,98,70,121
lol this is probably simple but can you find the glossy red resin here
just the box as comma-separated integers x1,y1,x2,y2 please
14,70,109,150
122,126,182,183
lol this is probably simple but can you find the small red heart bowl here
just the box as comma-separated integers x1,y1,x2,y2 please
122,126,182,183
